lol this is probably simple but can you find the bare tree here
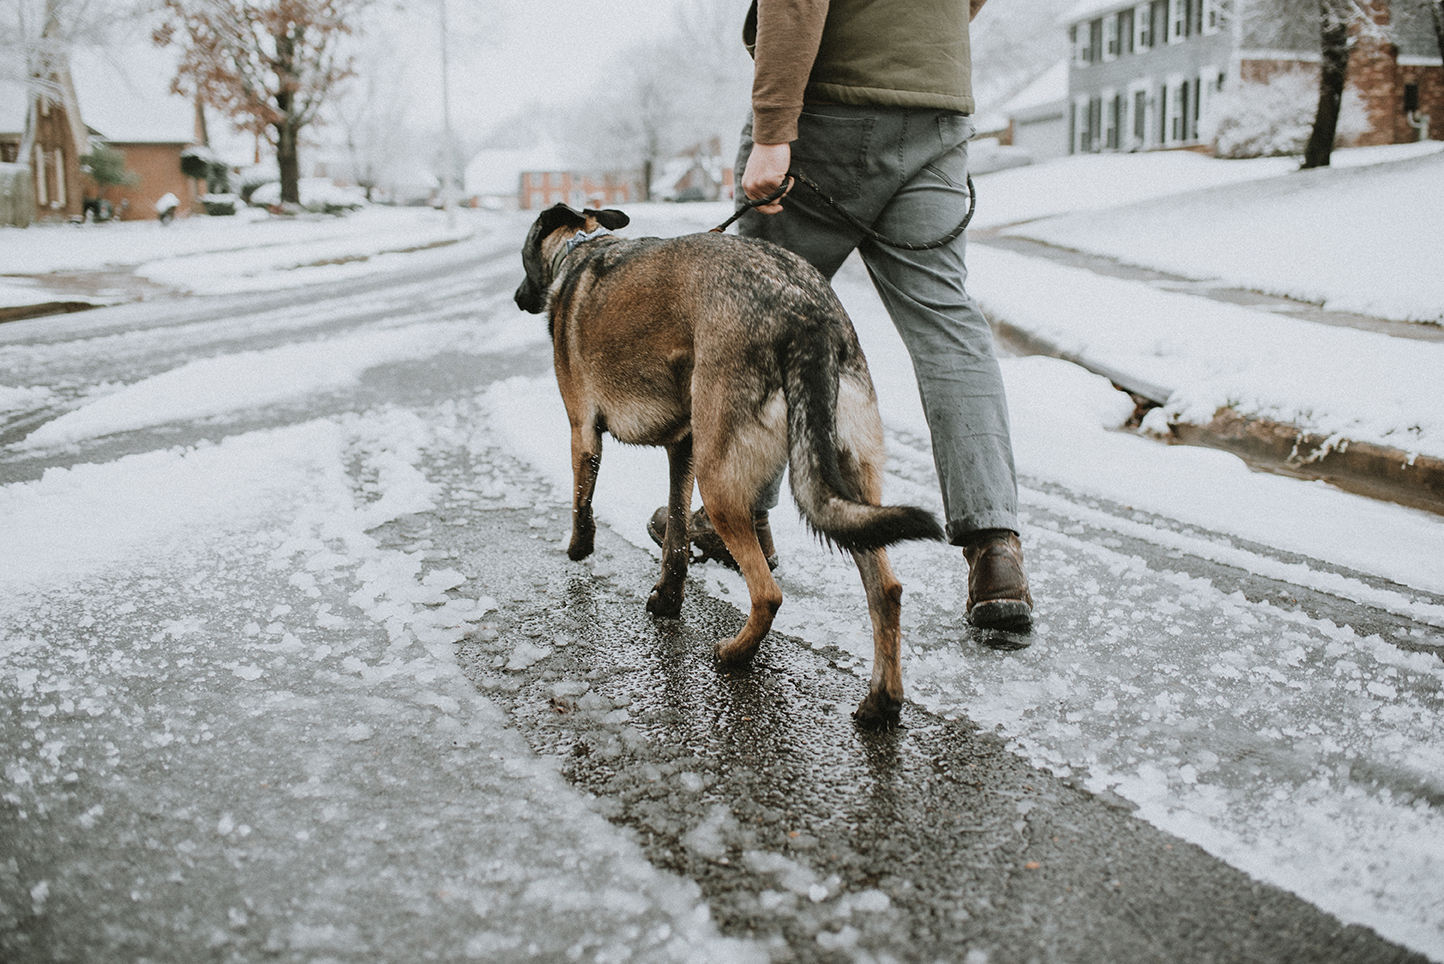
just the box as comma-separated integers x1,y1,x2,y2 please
1301,0,1356,168
2,0,143,178
1423,0,1444,69
154,0,364,204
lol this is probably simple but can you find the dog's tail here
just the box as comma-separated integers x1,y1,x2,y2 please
780,312,945,553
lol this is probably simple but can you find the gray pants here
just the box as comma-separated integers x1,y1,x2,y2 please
738,105,1019,544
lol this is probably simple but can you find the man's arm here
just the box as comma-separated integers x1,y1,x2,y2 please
744,0,829,212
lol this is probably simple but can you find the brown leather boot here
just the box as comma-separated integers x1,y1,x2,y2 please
647,505,778,571
962,529,1033,630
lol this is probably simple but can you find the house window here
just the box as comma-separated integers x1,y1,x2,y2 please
1404,83,1420,114
1104,90,1122,149
1166,78,1185,142
1129,83,1151,147
1104,14,1119,60
1198,66,1222,133
1073,96,1093,153
53,148,65,205
1090,19,1104,63
1202,0,1222,34
34,146,48,205
1133,3,1150,47
1119,7,1136,53
1072,23,1092,65
1169,0,1187,42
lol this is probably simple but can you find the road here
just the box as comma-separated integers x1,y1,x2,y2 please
1,214,1439,963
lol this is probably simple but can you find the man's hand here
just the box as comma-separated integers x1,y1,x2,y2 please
741,142,792,215
970,0,987,20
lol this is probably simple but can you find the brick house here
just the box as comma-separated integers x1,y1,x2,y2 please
1,45,230,224
0,65,88,222
1063,0,1442,152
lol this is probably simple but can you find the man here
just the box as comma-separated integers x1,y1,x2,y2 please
651,0,1033,630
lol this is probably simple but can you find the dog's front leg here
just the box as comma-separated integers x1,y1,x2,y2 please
567,419,602,561
647,435,693,618
850,548,906,728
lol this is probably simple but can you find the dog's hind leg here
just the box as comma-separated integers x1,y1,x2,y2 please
648,435,694,618
703,486,783,664
850,547,906,727
567,417,602,561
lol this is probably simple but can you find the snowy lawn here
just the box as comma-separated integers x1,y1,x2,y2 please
0,204,479,298
980,142,1444,324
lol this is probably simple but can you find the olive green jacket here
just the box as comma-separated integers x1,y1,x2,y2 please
746,0,974,144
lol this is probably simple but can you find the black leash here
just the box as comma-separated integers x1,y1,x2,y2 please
709,171,976,251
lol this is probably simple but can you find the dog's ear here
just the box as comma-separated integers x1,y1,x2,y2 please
584,208,630,230
538,203,588,237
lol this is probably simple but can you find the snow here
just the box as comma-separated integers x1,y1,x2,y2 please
1000,145,1444,323
3,142,1444,959
0,372,764,963
0,206,475,295
966,245,1444,460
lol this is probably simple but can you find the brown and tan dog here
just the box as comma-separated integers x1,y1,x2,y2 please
514,203,943,724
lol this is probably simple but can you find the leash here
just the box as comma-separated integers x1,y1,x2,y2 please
709,171,976,251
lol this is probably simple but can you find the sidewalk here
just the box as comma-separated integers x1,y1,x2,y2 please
971,235,1444,515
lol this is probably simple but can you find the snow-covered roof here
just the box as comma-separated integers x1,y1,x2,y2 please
463,142,567,197
1000,60,1070,117
69,45,195,144
1060,0,1134,24
0,80,27,136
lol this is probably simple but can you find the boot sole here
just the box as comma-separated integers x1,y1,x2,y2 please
646,515,777,571
968,599,1033,631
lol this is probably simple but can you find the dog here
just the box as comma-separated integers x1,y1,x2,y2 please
514,203,943,725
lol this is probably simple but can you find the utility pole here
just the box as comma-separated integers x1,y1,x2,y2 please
438,0,456,228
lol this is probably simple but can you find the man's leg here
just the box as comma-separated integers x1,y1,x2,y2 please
857,113,1032,628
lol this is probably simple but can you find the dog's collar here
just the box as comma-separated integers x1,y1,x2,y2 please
550,227,610,277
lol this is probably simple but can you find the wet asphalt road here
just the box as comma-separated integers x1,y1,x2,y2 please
1,228,1436,962
398,472,1424,964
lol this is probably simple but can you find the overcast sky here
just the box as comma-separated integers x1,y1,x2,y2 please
395,0,703,134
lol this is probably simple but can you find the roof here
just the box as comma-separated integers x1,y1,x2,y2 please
1060,0,1134,24
463,141,568,196
0,79,27,136
69,45,195,145
1000,60,1070,117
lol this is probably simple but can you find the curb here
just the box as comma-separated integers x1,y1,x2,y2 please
0,301,100,324
991,319,1444,518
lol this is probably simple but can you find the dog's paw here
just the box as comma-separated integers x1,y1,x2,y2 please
851,691,903,729
567,538,594,561
646,587,682,618
713,636,761,665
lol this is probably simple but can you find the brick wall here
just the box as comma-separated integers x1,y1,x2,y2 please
94,143,197,221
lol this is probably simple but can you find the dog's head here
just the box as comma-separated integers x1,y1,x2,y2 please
514,203,630,315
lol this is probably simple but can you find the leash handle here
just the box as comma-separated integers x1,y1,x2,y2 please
709,171,976,251
708,179,791,234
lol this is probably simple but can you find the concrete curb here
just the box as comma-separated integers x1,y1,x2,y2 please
0,301,100,324
992,319,1444,518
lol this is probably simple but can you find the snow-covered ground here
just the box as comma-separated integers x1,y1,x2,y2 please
3,145,1443,959
0,205,476,301
989,143,1444,324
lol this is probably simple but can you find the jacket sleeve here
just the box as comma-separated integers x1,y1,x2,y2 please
750,0,831,145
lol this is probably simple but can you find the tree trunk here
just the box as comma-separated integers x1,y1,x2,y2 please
1428,0,1444,75
277,120,301,204
1302,0,1352,169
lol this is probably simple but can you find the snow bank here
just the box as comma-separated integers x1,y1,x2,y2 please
964,244,1444,462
